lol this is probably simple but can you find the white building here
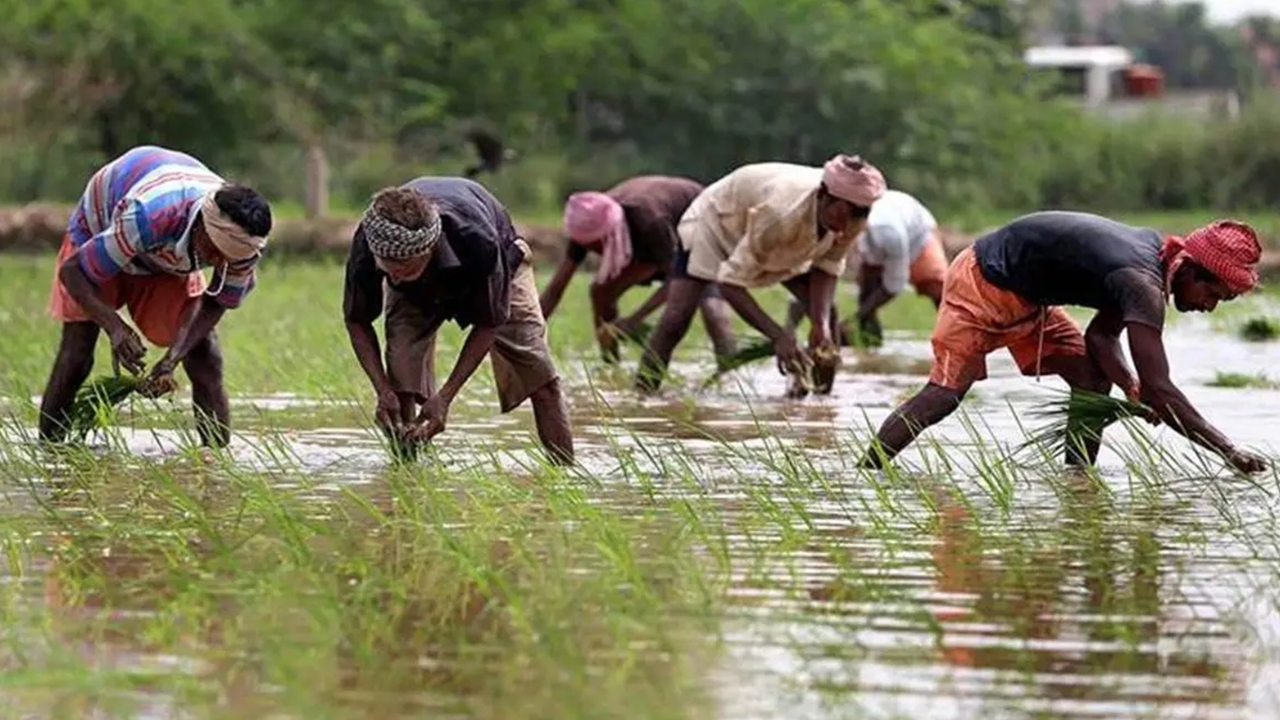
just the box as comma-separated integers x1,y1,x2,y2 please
1023,45,1135,108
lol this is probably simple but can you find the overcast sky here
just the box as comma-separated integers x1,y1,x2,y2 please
1198,0,1278,23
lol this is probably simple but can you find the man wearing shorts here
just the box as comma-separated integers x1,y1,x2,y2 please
40,145,273,448
539,175,736,364
635,154,887,396
342,178,574,465
859,211,1268,473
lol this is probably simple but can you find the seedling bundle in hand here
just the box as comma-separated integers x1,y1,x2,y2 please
1016,388,1150,460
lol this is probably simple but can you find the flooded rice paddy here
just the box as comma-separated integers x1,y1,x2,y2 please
3,294,1280,719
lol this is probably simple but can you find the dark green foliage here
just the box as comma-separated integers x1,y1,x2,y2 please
64,375,141,442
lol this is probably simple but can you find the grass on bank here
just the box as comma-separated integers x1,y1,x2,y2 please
0,254,943,406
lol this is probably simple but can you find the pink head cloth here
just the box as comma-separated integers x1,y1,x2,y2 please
563,192,631,282
821,154,887,207
1160,220,1261,295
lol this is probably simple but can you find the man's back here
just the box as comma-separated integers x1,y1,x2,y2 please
72,146,220,244
863,189,937,261
974,211,1164,313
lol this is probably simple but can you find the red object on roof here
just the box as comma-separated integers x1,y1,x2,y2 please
1123,64,1164,97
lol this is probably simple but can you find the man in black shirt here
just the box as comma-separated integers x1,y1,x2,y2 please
342,178,574,465
859,211,1268,473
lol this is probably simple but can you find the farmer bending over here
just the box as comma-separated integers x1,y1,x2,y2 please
635,155,886,395
787,188,947,344
342,178,574,465
39,145,272,448
859,212,1268,474
540,175,737,364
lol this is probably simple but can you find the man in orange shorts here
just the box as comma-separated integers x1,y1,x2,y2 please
40,145,273,448
859,211,1268,473
787,188,947,344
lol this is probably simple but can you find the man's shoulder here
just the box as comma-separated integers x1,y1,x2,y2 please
610,175,704,204
405,176,499,204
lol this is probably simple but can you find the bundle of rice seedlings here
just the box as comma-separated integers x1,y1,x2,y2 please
1239,316,1280,342
809,343,841,394
63,374,142,441
388,431,423,464
840,317,884,349
699,336,776,390
615,321,655,347
1016,388,1149,460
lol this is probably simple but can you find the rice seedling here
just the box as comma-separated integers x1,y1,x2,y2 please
1014,388,1150,461
1239,316,1280,342
839,316,884,348
0,255,1276,720
615,321,655,347
1208,371,1280,389
699,336,775,390
61,373,142,442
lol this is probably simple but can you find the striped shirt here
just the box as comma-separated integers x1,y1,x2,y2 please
68,145,258,309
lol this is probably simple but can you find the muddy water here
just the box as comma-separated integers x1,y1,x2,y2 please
3,315,1280,719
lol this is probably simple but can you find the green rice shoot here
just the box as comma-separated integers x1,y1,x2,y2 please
617,321,656,348
1016,388,1150,460
699,336,775,390
1238,316,1280,342
63,374,142,442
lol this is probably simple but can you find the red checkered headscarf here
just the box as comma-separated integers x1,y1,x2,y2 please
1160,220,1261,296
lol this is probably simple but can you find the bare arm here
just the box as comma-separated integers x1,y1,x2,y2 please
538,259,579,319
857,264,896,321
620,284,669,326
154,296,226,372
1085,310,1139,398
437,326,498,404
718,284,787,341
590,262,661,327
1128,323,1236,457
60,258,147,375
345,320,395,398
59,259,126,335
807,268,838,346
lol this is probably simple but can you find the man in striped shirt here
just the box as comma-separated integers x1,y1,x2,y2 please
39,145,273,448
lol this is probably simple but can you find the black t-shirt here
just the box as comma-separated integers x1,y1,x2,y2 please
973,211,1166,328
342,177,525,329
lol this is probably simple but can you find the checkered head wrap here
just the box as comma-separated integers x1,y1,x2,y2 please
1161,219,1261,296
360,192,443,260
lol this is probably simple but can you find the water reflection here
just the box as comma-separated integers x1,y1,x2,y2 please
0,329,1278,719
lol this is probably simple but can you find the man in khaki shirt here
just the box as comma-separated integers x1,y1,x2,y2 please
635,154,887,395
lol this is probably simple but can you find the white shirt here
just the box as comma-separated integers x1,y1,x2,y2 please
858,190,937,294
679,163,864,288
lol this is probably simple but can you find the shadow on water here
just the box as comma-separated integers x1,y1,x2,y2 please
1,328,1279,719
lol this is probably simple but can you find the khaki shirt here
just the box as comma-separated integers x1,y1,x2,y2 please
678,162,864,288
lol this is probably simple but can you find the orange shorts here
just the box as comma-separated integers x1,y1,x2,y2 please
48,235,206,347
928,247,1086,390
908,231,949,290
